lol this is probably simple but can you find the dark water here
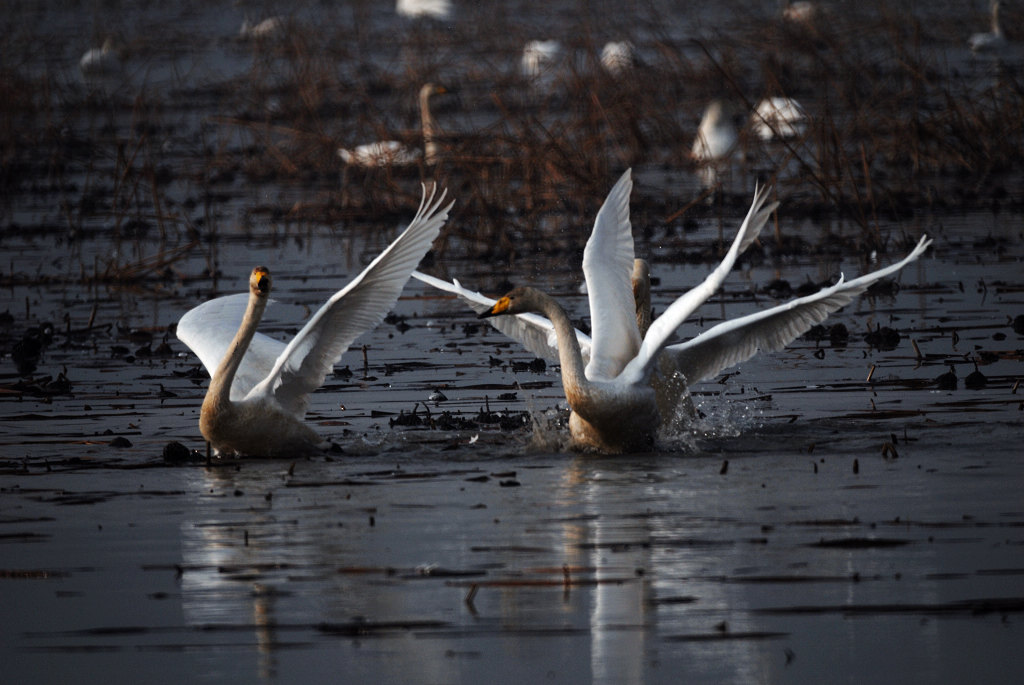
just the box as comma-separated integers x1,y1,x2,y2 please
3,1,1024,683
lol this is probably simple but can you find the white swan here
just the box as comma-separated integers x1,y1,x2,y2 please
79,38,120,75
969,1,1006,53
600,41,637,75
691,100,739,189
177,185,452,457
415,170,931,453
338,83,448,167
750,97,807,141
782,1,816,23
239,16,285,40
396,0,453,20
521,40,565,80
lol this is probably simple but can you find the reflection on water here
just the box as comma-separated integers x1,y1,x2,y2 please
165,447,1024,684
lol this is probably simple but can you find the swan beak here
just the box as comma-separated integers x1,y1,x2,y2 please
479,296,510,318
252,266,271,295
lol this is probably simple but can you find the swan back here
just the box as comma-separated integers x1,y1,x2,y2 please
750,97,807,141
600,41,636,75
397,0,453,20
522,40,564,79
79,38,120,74
692,100,738,161
338,141,422,167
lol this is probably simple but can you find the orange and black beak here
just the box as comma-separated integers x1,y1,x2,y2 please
478,296,510,319
252,266,271,295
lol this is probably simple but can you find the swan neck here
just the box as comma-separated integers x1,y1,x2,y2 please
992,3,1002,34
207,291,267,406
533,293,589,396
421,90,438,165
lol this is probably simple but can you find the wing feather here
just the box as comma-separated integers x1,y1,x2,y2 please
412,270,593,364
582,169,639,380
248,185,452,416
620,184,777,383
666,235,932,384
176,293,288,400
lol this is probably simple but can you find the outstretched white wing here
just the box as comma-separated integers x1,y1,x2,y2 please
582,169,639,381
620,184,777,383
412,271,593,365
666,235,932,384
177,187,450,409
177,294,288,401
238,185,451,416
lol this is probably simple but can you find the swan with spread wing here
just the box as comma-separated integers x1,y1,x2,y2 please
177,185,452,456
415,170,930,452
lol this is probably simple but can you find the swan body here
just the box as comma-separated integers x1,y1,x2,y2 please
969,1,1006,53
692,100,739,188
396,0,453,20
480,286,660,452
750,97,807,141
338,83,447,167
79,38,120,74
240,16,284,40
338,140,423,167
783,1,816,23
177,185,452,456
416,170,931,453
600,41,637,75
522,40,565,79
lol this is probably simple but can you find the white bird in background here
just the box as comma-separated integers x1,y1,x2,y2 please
750,97,807,141
338,83,449,167
177,185,452,457
79,38,120,75
239,16,285,40
521,40,565,80
969,1,1006,53
782,0,817,23
691,100,739,189
396,0,453,20
600,41,637,75
415,170,931,453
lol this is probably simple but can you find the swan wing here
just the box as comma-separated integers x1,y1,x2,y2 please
582,168,640,381
176,293,288,400
339,141,421,166
412,271,593,365
665,235,931,384
249,185,452,416
621,184,777,383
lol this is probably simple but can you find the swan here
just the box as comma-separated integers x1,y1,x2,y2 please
176,185,452,457
239,16,285,40
521,40,565,80
415,170,931,453
600,41,637,75
338,83,448,167
79,38,120,75
782,1,816,23
750,97,807,141
969,1,1006,53
691,100,739,189
396,0,453,20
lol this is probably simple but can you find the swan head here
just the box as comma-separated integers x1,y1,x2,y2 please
250,266,271,298
478,287,536,318
421,83,449,99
